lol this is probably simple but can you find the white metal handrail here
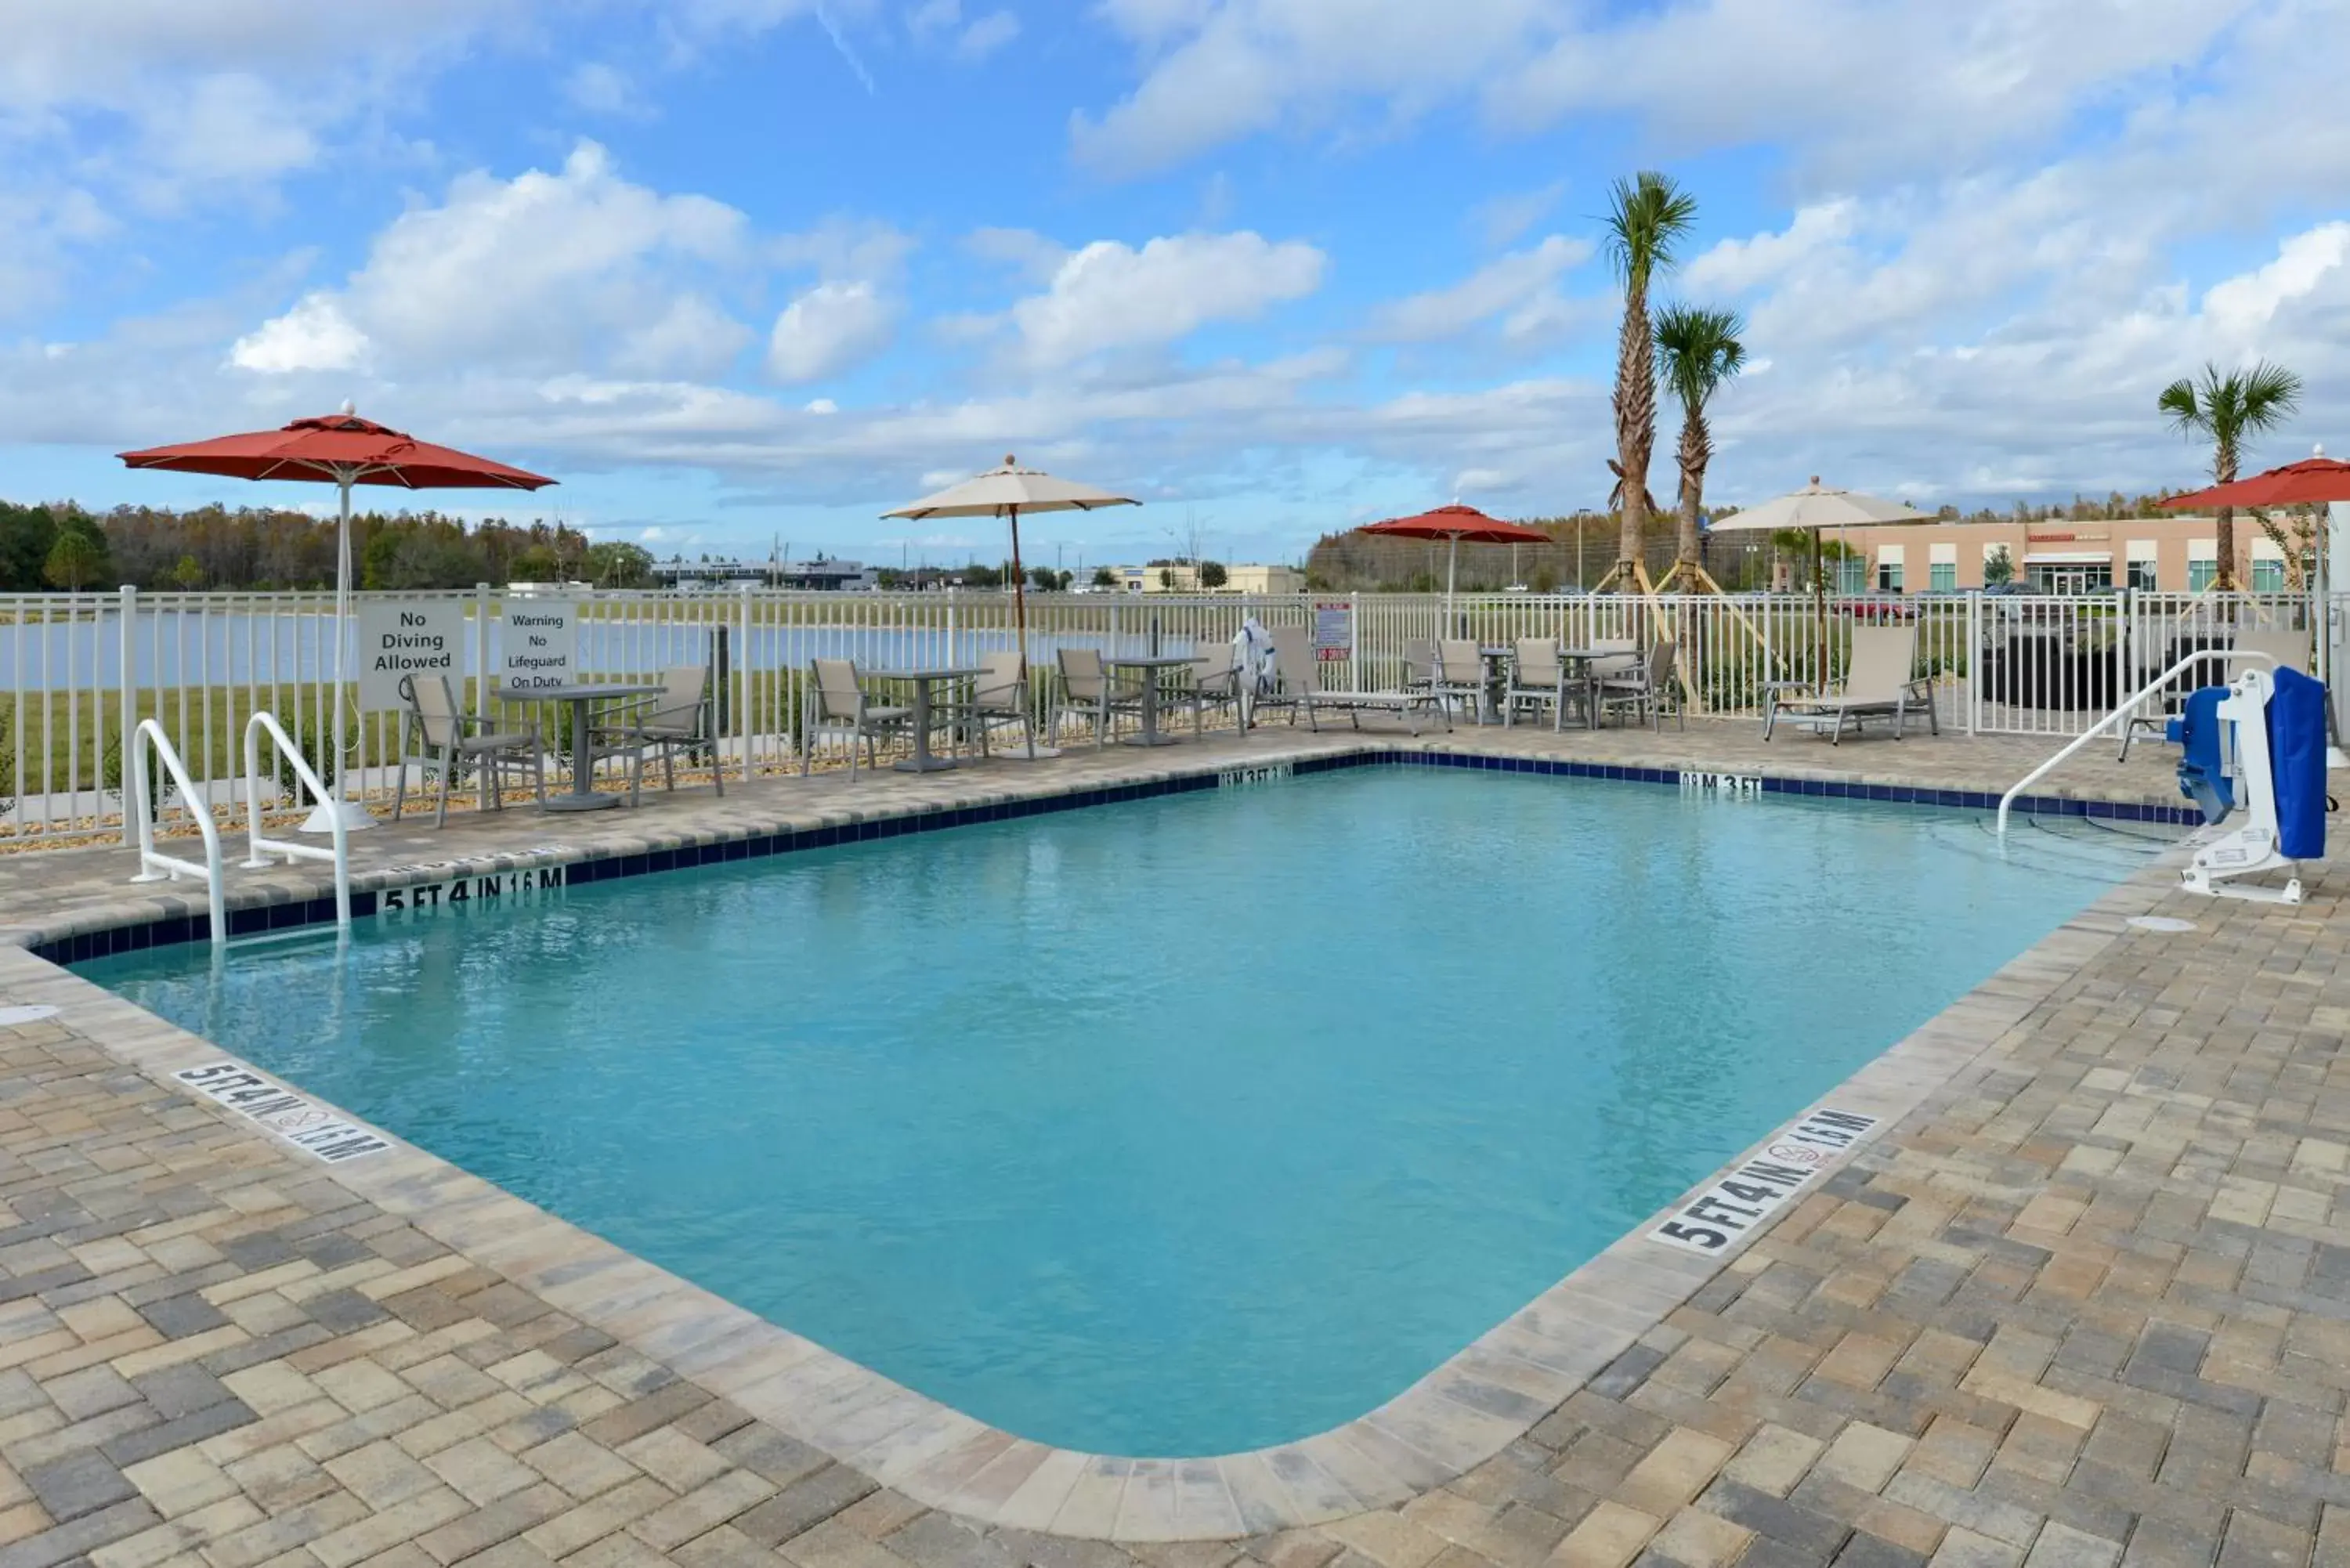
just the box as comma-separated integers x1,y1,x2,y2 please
243,711,352,930
1995,649,2276,836
128,718,226,945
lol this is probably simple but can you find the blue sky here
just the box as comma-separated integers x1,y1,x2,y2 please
4,1,2346,569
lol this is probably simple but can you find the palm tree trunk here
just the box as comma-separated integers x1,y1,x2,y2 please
1613,280,1654,582
1676,410,1708,576
2214,441,2238,591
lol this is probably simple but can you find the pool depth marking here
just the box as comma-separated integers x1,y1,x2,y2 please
379,864,566,917
1219,761,1294,788
1648,1106,1878,1255
173,1063,394,1165
1679,770,1762,797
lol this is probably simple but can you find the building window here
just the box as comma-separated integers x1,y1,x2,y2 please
1837,557,1866,593
2189,559,2218,592
1877,562,1904,591
1929,562,1956,591
2127,558,2158,591
2252,558,2284,591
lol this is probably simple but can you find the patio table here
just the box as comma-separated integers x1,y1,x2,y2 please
529,684,662,811
866,666,984,772
1105,655,1198,747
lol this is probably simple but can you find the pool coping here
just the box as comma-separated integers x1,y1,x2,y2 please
9,732,2198,962
3,735,2200,1541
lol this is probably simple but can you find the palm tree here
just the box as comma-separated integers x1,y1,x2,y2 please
1653,303,1745,585
2159,360,2302,589
1603,171,1697,587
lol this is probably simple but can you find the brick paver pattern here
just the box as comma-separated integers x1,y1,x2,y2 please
3,721,2345,1568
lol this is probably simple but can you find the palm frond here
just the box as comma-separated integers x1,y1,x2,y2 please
1653,302,1747,413
1602,171,1698,288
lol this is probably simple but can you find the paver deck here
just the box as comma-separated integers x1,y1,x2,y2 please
3,719,2344,1568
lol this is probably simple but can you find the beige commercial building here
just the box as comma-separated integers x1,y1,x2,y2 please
1116,562,1306,594
1773,515,2300,594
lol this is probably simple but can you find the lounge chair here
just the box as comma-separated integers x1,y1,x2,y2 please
1596,640,1683,732
1050,647,1144,748
1434,639,1487,724
1503,638,1581,731
590,663,723,805
1400,640,1437,698
1257,627,1449,734
960,650,1037,758
1764,624,1936,744
801,657,913,775
392,674,546,826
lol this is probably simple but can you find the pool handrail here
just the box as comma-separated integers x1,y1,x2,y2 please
128,718,227,945
243,710,352,930
1994,646,2276,837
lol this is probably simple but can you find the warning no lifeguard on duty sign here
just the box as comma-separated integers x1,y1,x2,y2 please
1647,1106,1878,1255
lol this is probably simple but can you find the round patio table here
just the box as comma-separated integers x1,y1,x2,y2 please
527,684,662,811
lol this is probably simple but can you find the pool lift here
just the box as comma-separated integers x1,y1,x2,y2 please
2172,664,2329,906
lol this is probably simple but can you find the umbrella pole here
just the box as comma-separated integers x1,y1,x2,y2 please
1001,504,1057,760
302,470,374,832
1812,528,1828,688
1446,536,1459,634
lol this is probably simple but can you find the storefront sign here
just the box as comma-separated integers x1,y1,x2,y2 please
501,600,577,694
356,600,465,710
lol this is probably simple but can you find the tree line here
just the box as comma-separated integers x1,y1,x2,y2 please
0,500,658,592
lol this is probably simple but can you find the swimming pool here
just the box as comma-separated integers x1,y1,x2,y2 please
77,768,2146,1456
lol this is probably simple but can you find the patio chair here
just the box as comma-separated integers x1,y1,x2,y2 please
1259,627,1448,734
1180,641,1243,738
1434,639,1486,723
590,663,723,806
1596,640,1684,732
1763,624,1936,744
801,657,913,775
1503,638,1581,731
1400,640,1438,696
961,649,1037,758
392,674,546,827
1050,647,1144,749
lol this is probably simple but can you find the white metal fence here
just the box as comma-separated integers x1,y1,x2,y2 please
1,585,2334,845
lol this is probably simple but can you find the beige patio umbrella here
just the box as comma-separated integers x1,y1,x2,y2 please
884,455,1139,757
1706,476,1931,665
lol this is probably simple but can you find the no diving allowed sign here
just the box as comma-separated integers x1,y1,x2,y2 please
1648,1106,1878,1255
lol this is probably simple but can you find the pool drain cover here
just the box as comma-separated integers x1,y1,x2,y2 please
0,1004,61,1025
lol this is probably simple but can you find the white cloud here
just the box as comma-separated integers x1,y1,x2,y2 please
964,227,1067,284
566,62,656,119
1471,183,1563,250
2202,222,2350,345
230,142,754,379
1005,232,1326,365
768,281,896,381
1366,235,1593,343
959,10,1021,60
230,294,370,374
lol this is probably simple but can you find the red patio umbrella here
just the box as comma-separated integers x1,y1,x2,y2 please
120,407,557,829
1358,504,1551,617
2157,451,2350,511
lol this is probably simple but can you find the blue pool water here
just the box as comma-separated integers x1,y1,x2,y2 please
78,769,2145,1456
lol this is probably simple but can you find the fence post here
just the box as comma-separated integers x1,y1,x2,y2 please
1965,590,1981,735
737,583,754,779
1348,593,1361,692
118,584,136,846
473,582,492,722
